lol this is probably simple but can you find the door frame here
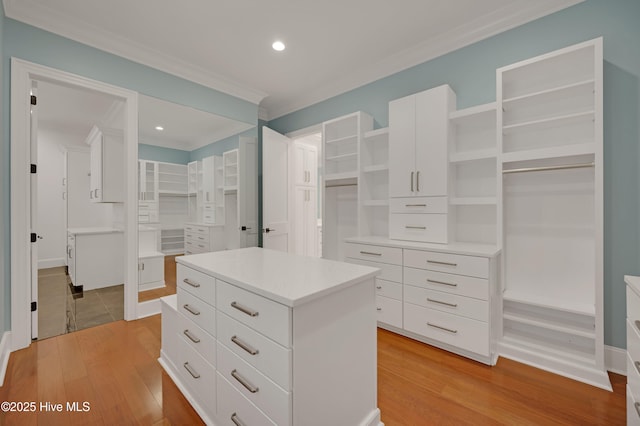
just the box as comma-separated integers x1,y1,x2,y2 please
10,58,139,351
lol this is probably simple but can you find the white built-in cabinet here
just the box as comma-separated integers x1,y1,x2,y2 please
138,160,159,223
388,85,455,243
359,128,389,237
201,155,223,225
497,38,609,390
86,125,124,203
293,142,318,257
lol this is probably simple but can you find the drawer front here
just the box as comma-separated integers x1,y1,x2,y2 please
390,196,448,214
161,297,180,363
404,249,489,279
185,239,209,254
389,213,448,243
377,295,402,329
629,317,640,365
404,302,489,356
177,342,217,420
404,285,488,322
217,311,291,391
218,342,291,426
177,264,216,305
177,311,216,364
404,267,489,300
217,280,292,348
628,286,640,324
345,243,402,265
217,372,277,426
184,224,197,232
628,384,640,426
628,352,640,403
177,287,216,337
376,279,402,300
346,258,402,283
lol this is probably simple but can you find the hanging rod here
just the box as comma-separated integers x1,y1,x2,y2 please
502,162,594,175
325,183,357,188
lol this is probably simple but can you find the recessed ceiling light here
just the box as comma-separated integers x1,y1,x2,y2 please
272,41,285,51
155,126,164,131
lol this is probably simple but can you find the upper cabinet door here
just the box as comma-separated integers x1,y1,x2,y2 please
415,86,453,197
293,142,318,187
389,94,416,198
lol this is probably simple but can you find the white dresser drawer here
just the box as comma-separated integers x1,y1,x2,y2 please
217,372,277,426
389,213,448,243
376,295,402,329
177,264,216,305
345,243,402,265
628,286,640,325
184,239,209,254
177,341,217,420
217,280,292,348
161,295,180,363
629,384,640,426
390,196,448,214
404,285,488,322
218,342,291,426
404,267,489,300
177,287,216,337
404,249,489,279
376,279,402,300
217,311,291,391
404,302,489,356
346,258,402,283
177,310,216,365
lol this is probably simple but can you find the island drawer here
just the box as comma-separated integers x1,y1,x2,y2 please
177,287,216,338
177,264,216,305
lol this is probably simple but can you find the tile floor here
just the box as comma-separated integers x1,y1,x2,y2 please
38,266,124,340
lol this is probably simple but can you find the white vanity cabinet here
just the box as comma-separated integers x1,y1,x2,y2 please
184,222,225,254
86,125,124,203
160,247,382,426
67,227,124,291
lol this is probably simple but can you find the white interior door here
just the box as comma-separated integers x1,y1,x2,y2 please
30,81,39,339
262,127,291,252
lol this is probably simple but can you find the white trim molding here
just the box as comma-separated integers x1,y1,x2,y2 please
137,299,161,319
38,257,66,269
605,345,627,376
0,332,12,386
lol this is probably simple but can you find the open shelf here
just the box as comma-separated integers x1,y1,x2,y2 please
450,149,497,163
450,102,496,122
362,164,389,173
502,143,595,164
503,79,594,106
502,110,594,134
325,134,358,145
326,152,357,161
362,200,389,207
325,172,358,182
503,289,595,317
450,197,497,206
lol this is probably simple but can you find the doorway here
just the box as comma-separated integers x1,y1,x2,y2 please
10,58,139,351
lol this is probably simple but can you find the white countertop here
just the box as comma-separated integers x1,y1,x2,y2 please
176,247,380,307
345,235,501,257
67,227,123,235
626,275,640,298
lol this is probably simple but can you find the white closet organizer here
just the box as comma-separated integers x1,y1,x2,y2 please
293,142,318,257
138,160,158,223
625,275,640,425
449,103,498,245
322,112,373,261
497,38,609,390
223,149,239,192
359,128,389,237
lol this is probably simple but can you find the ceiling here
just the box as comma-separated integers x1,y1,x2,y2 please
4,0,583,120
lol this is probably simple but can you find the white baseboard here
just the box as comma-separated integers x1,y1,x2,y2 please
0,331,12,387
38,257,66,269
137,299,161,319
606,345,626,376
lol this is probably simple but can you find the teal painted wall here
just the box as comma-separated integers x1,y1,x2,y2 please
138,144,190,164
0,3,6,334
189,127,258,162
1,19,258,332
269,0,640,349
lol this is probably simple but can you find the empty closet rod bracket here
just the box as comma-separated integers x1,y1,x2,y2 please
502,162,594,175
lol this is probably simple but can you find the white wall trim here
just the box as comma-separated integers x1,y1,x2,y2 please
0,331,12,386
606,345,627,376
38,257,66,269
10,58,139,352
137,299,161,319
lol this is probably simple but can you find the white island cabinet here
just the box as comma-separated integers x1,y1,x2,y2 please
160,247,382,426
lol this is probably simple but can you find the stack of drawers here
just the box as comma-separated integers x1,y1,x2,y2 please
403,249,490,357
389,197,448,244
626,275,640,425
345,243,403,329
184,223,224,255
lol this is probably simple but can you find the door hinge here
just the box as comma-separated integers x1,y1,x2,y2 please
31,301,37,312
30,233,37,243
30,164,37,174
30,95,37,106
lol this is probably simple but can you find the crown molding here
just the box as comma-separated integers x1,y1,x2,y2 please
265,0,584,120
3,0,268,105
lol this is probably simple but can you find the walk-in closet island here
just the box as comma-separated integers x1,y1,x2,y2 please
160,247,382,426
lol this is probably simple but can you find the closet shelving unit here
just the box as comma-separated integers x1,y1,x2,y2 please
158,162,188,195
157,162,189,254
358,127,389,237
215,160,225,224
448,102,498,245
223,149,239,193
497,38,609,390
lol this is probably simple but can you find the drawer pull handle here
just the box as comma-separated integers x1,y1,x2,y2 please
636,320,640,333
183,278,200,288
183,304,200,316
198,237,205,240
376,307,382,311
231,335,259,355
231,413,246,426
427,322,458,334
635,361,640,375
427,278,457,287
183,329,200,343
635,402,640,419
410,171,414,192
427,298,458,308
183,362,200,379
406,226,426,230
198,244,205,248
231,369,259,393
405,204,427,207
427,260,458,267
360,251,382,256
376,285,382,289
231,301,259,317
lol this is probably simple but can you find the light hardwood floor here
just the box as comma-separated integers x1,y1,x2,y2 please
0,317,626,425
